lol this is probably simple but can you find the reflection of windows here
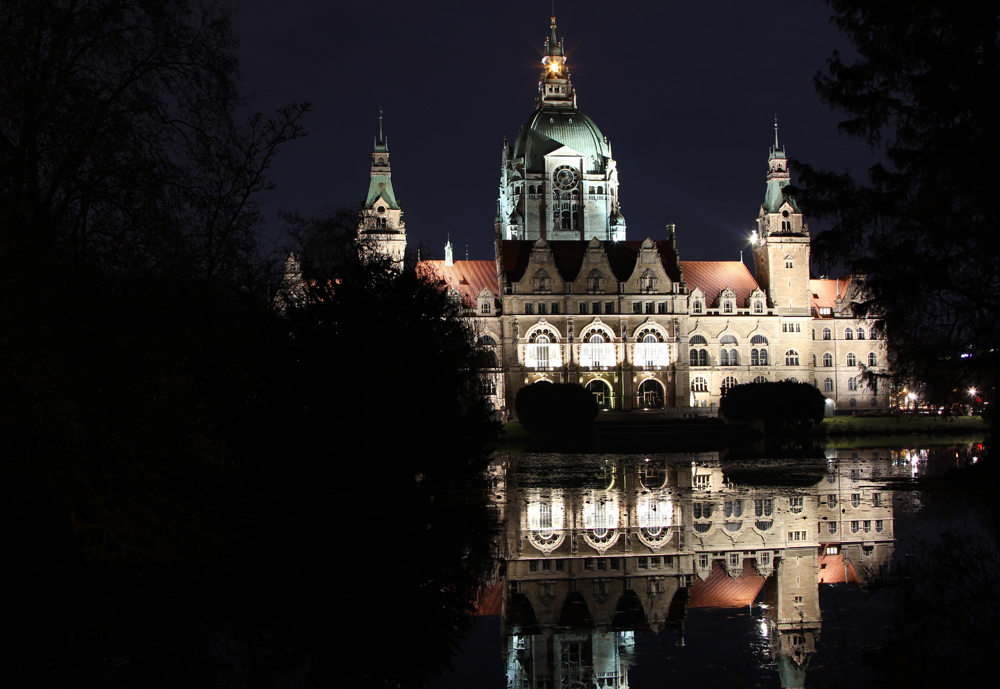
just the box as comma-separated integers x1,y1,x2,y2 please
693,501,713,519
698,554,709,568
789,496,803,513
823,353,833,367
868,352,878,366
847,353,857,366
694,474,711,490
851,521,860,533
863,520,872,533
754,498,773,517
851,493,861,508
876,520,884,532
828,495,838,509
725,500,743,518
823,327,832,340
828,521,838,534
872,493,882,507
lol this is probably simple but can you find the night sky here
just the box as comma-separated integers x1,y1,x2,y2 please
233,0,877,271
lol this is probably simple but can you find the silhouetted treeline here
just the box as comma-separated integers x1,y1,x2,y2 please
1,2,498,686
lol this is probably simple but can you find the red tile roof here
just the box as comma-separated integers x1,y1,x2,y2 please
688,559,767,608
810,277,850,317
817,553,860,585
680,261,761,307
417,260,499,305
475,578,505,616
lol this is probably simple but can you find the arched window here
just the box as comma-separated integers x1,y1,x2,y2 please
528,185,535,194
588,186,595,194
722,376,738,390
690,349,699,366
824,377,834,391
692,299,703,313
638,379,665,409
752,376,767,383
848,377,858,391
850,398,857,408
847,353,857,367
477,335,497,346
754,300,764,314
823,353,833,367
699,349,708,366
844,327,853,340
720,349,729,366
586,379,612,410
689,334,708,345
750,334,768,345
729,349,739,365
751,349,759,366
597,186,604,194
692,376,708,392
857,327,866,340
822,327,832,340
561,210,571,228
535,334,550,368
759,349,768,365
785,350,799,366
868,352,878,367
723,301,733,313
721,335,738,345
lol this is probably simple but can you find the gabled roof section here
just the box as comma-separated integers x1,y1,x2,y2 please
688,560,767,609
417,260,499,305
364,176,399,210
810,276,852,316
680,261,761,307
501,239,681,285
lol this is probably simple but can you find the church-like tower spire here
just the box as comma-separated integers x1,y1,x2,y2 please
359,110,406,265
537,16,576,108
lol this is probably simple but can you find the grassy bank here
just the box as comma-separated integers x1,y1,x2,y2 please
822,415,989,435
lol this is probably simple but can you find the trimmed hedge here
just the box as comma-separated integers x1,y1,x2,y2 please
719,381,826,428
515,381,599,433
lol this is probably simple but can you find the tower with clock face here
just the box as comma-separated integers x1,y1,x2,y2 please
497,16,625,243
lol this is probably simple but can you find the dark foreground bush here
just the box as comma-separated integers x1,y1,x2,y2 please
515,381,599,433
719,381,826,429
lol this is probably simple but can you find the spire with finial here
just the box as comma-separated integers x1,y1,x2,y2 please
537,14,575,108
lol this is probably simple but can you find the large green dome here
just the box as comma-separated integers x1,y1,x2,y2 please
512,106,609,174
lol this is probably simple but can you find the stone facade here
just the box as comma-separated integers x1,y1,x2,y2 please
366,17,889,419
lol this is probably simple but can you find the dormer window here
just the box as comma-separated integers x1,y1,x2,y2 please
754,300,764,314
587,269,605,293
640,269,657,293
693,299,703,314
533,269,551,293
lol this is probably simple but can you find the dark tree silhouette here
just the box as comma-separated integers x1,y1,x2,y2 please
789,1,999,408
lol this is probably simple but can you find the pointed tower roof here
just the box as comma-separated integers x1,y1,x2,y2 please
762,118,799,214
536,15,575,108
364,110,398,209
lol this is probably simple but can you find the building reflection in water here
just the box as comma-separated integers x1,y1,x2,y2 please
498,449,908,688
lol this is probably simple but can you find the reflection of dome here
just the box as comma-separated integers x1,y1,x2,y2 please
512,107,609,173
611,209,626,226
509,208,523,225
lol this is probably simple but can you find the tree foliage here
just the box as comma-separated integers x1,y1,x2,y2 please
789,1,1000,405
719,381,827,428
515,380,600,433
1,2,499,685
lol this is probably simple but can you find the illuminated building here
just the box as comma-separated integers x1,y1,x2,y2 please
374,16,888,418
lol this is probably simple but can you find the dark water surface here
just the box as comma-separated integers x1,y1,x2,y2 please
433,440,994,688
